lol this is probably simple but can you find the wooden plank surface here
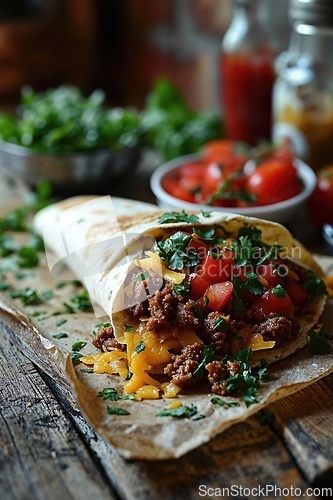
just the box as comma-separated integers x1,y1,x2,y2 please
0,310,322,500
0,333,116,500
269,375,333,488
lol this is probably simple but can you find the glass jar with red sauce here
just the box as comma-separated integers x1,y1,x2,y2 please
220,0,278,145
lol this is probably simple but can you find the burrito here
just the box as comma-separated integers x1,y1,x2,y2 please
34,196,327,402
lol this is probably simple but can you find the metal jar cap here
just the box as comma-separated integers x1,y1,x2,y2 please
289,0,333,28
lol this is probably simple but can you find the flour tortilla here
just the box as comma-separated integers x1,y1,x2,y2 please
34,195,326,366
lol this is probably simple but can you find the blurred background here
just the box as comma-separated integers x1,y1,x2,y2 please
0,0,289,112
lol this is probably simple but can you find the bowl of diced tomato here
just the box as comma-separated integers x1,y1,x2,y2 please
150,140,316,223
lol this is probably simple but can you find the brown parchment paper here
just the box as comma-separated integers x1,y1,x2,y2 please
0,195,332,460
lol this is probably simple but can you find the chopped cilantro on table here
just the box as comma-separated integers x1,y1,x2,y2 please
9,288,42,306
70,290,93,312
307,329,332,355
156,231,200,270
55,280,82,289
107,406,130,416
52,332,68,339
158,210,199,224
55,318,67,327
71,341,87,352
211,397,240,408
70,352,83,364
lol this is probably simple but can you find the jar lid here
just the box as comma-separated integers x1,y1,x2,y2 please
289,0,333,28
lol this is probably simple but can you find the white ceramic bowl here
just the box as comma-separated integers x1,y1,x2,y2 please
150,154,317,224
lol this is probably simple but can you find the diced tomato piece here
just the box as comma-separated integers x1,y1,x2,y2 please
251,288,292,321
162,178,195,203
221,247,235,265
256,264,280,287
198,255,231,284
285,279,309,306
206,281,234,311
189,273,210,300
202,140,235,163
188,236,210,260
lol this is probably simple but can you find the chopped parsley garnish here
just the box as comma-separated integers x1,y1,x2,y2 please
158,210,200,224
156,404,198,419
107,406,130,416
125,325,134,332
70,352,83,364
98,387,135,401
243,272,266,295
70,290,93,312
173,281,190,295
52,332,68,339
192,227,221,244
71,341,87,352
193,345,215,379
80,368,93,373
201,210,212,218
304,272,327,301
213,317,228,331
225,348,269,407
211,397,240,408
133,271,149,281
203,295,209,307
307,329,332,355
40,289,54,300
17,246,39,268
156,231,200,270
55,318,67,327
0,282,10,291
271,284,287,298
55,280,82,289
9,287,42,306
134,340,146,354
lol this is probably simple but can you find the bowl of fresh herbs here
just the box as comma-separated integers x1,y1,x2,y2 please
0,86,142,192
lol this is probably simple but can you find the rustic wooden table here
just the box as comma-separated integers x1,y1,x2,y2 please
1,162,333,500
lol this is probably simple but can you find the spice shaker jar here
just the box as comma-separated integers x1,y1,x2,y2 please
273,0,333,171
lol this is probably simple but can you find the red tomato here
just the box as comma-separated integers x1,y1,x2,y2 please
221,247,235,265
162,177,195,203
206,281,234,311
202,140,235,163
203,162,224,191
246,158,302,206
178,162,205,180
285,279,308,306
232,265,266,304
189,273,210,300
256,264,280,287
198,255,231,284
188,236,210,261
308,166,333,227
251,288,292,321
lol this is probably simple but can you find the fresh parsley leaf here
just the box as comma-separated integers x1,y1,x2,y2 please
125,325,134,332
17,246,39,268
0,282,10,291
70,352,83,364
98,388,119,401
156,231,200,270
244,272,265,295
55,280,82,288
201,210,212,218
9,287,42,306
107,406,130,416
193,227,220,244
156,404,198,419
70,290,92,312
211,397,240,408
238,226,262,242
80,368,93,373
307,329,332,355
193,345,215,378
304,272,327,301
40,289,54,300
134,340,145,354
173,281,190,295
203,295,209,307
192,414,206,421
158,210,199,224
71,341,87,352
52,332,68,339
271,284,287,298
213,317,228,330
55,318,67,327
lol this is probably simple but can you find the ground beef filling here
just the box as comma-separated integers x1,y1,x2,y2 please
206,360,241,396
92,325,126,352
164,343,204,387
253,315,300,346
